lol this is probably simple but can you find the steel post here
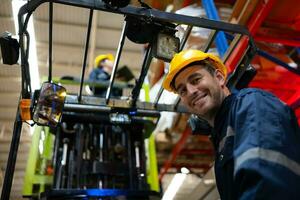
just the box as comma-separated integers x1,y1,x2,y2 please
78,9,94,102
202,0,228,56
0,111,23,200
225,0,277,71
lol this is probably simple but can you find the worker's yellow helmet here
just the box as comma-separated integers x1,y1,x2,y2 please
162,49,227,92
94,54,114,67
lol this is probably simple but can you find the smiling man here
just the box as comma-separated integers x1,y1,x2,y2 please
163,49,300,200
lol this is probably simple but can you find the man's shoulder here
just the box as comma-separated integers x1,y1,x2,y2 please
235,88,276,99
228,88,289,124
233,88,286,108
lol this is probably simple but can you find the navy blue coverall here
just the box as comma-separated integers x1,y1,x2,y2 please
212,88,300,200
89,68,122,97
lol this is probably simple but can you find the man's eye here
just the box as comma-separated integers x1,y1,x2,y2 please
191,77,201,85
178,88,187,96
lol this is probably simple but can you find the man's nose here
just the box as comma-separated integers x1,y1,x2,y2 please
186,83,198,94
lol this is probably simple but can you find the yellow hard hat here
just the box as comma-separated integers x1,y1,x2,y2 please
94,54,114,67
163,49,227,92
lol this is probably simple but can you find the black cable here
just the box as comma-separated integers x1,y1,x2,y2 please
138,0,152,9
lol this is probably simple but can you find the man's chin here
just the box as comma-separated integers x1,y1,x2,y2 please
190,105,210,116
189,107,204,116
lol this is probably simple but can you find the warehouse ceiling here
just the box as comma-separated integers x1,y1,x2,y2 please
0,0,300,200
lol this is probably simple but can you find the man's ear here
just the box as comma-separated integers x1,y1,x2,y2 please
214,69,226,86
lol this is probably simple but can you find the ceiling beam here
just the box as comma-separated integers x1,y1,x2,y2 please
38,61,141,78
0,64,20,77
0,93,19,107
0,143,30,153
34,18,122,31
36,41,141,54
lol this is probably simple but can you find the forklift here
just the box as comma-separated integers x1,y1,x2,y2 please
0,0,257,199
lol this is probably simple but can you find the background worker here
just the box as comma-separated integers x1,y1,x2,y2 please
89,54,122,97
163,49,300,200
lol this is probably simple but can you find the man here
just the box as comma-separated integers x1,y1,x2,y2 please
89,54,122,97
163,49,300,199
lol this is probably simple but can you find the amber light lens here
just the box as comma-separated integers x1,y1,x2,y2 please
19,99,31,120
33,82,66,127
